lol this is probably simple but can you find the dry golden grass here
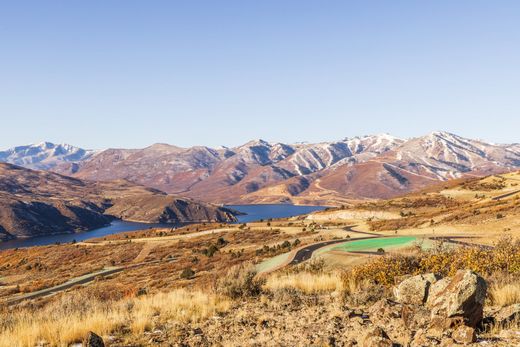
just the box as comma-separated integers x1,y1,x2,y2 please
130,290,231,334
264,272,343,294
0,288,230,347
483,316,520,336
489,281,520,307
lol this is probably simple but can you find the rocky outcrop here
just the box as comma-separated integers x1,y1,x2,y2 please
370,270,488,345
136,271,518,346
427,270,487,329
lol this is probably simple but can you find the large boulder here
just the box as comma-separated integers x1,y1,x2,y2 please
394,273,438,305
427,270,487,328
426,277,451,304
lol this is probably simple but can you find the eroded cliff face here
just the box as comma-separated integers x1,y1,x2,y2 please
0,163,236,240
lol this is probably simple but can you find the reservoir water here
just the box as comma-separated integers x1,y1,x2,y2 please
0,220,172,251
228,204,326,223
0,204,325,250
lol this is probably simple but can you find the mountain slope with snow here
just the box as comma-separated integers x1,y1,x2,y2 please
0,142,97,171
2,133,519,204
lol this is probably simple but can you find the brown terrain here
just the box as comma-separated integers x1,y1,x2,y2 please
0,171,519,346
0,163,236,241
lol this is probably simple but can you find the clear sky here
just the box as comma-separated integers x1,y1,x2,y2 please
1,1,519,149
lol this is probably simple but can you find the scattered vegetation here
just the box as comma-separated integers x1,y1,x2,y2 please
345,236,520,286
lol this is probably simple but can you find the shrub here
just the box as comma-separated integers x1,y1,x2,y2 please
180,267,195,279
345,236,520,286
216,237,228,247
217,263,264,299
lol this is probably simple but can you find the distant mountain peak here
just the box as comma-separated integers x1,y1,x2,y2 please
0,142,96,171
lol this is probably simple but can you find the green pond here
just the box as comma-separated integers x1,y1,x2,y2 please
314,236,424,257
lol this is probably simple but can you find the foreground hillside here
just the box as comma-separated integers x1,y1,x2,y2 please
2,132,519,205
0,219,518,346
0,163,236,241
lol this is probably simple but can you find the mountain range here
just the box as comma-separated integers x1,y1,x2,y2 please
1,132,519,205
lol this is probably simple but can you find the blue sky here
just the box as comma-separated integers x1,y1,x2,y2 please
1,1,519,149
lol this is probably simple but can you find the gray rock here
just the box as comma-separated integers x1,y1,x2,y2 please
394,273,438,305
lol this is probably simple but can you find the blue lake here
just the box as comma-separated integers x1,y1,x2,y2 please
0,204,325,250
228,204,325,223
0,220,172,251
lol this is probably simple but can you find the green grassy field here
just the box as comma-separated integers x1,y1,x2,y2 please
313,236,424,257
330,236,418,252
256,251,292,274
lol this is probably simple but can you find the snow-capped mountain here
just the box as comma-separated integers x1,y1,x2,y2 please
393,132,520,179
2,133,519,204
0,142,97,171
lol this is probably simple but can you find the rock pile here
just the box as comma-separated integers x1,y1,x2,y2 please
367,270,488,346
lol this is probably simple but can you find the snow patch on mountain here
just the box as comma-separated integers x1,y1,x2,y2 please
0,142,97,170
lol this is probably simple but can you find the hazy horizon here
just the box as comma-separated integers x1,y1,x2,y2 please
1,1,519,148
